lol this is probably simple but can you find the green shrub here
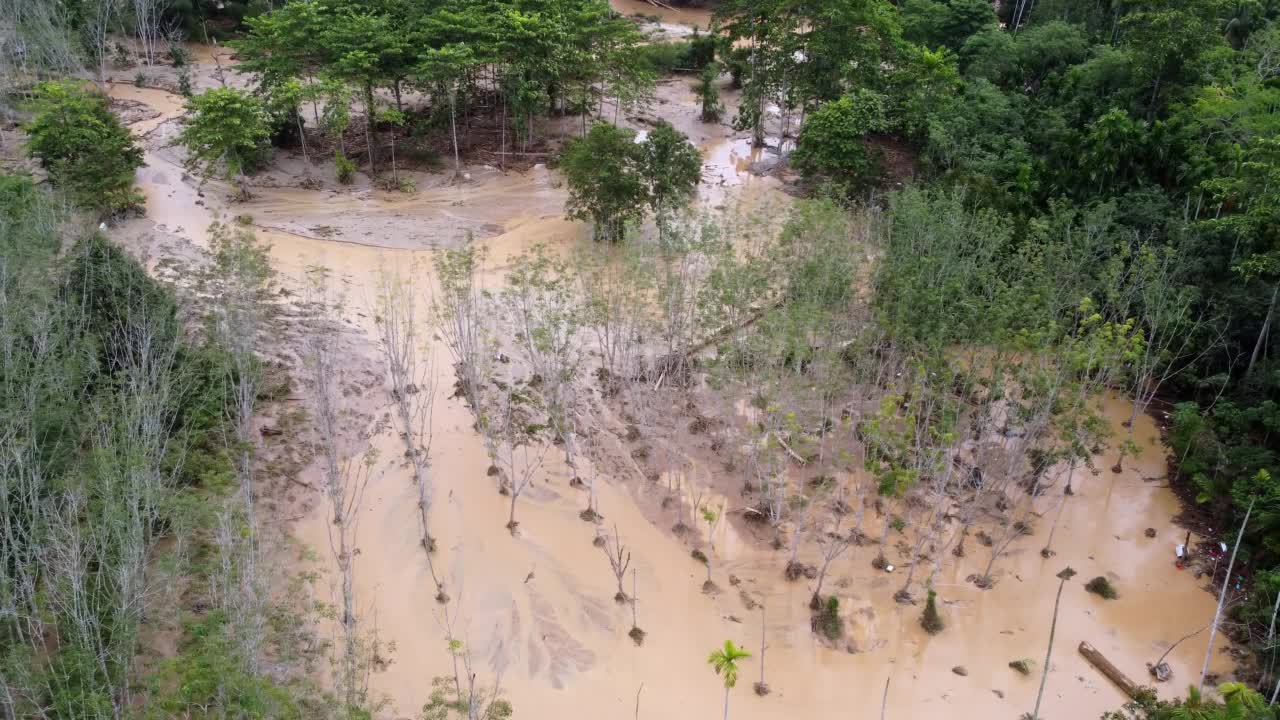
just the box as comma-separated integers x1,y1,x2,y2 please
23,81,144,216
64,233,180,374
635,41,689,75
921,588,945,634
167,44,191,67
686,30,716,68
561,122,645,242
793,89,890,196
149,612,302,719
45,647,117,719
697,63,722,122
1085,576,1118,599
0,173,58,258
633,38,715,76
112,42,133,68
335,151,357,184
816,595,843,640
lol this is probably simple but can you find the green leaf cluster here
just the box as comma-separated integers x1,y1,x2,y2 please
23,81,144,216
561,121,701,242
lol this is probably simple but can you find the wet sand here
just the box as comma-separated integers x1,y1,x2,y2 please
103,29,1237,720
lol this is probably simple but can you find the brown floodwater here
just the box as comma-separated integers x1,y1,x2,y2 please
107,50,1237,720
610,0,715,36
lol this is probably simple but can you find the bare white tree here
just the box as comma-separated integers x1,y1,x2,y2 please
302,274,374,711
500,245,586,510
375,268,445,602
84,0,123,84
480,381,550,534
432,245,488,414
132,0,170,66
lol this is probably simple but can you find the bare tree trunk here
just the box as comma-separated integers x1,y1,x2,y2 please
133,0,169,66
1152,622,1211,674
1263,589,1280,695
1248,283,1278,378
1200,498,1254,690
880,676,890,720
450,85,462,178
304,282,372,711
1032,572,1069,719
375,271,443,600
86,0,119,85
758,607,767,688
1042,461,1076,557
389,135,397,184
296,112,310,165
363,83,376,174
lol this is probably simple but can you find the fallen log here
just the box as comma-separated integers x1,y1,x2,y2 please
1079,641,1140,698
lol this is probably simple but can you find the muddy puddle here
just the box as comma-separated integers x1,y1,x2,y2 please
105,42,1237,720
242,166,565,251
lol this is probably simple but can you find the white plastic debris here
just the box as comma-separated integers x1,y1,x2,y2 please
884,564,895,573
1175,544,1186,559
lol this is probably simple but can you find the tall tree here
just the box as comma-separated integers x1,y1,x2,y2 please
24,81,144,216
179,87,272,186
637,121,702,242
561,122,646,242
1032,567,1077,719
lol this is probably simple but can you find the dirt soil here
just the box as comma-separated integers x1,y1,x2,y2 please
100,10,1238,718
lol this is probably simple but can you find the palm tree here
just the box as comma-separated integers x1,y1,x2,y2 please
708,640,752,720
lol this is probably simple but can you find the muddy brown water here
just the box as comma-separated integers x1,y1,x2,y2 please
106,31,1236,720
611,0,714,39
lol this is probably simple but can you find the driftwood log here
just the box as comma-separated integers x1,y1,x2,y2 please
1079,641,1140,698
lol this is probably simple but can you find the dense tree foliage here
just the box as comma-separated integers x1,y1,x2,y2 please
0,173,311,717
231,0,651,176
562,121,701,242
23,81,144,216
179,86,272,182
792,89,889,194
710,0,1280,696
